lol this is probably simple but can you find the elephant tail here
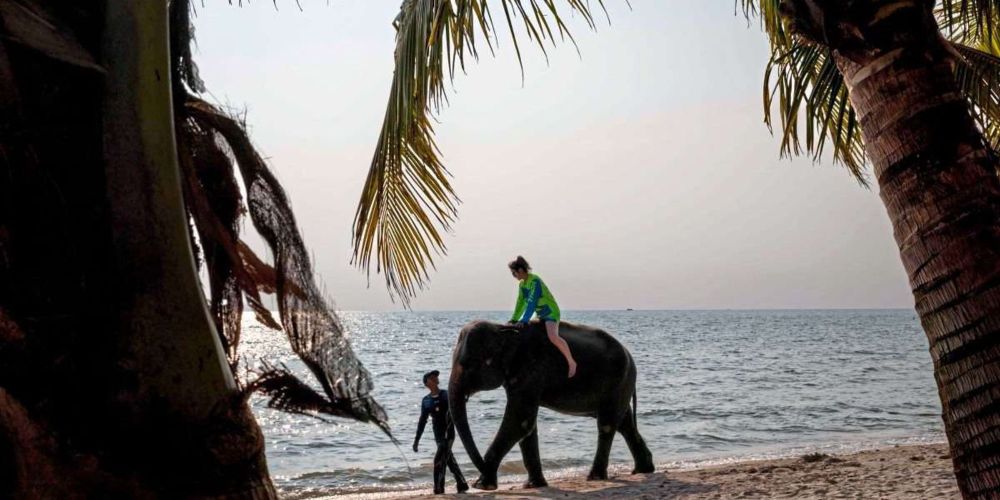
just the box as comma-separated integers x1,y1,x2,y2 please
631,388,639,430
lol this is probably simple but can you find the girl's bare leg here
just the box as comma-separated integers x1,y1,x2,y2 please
545,321,577,378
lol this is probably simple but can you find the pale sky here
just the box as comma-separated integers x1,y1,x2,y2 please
190,1,914,311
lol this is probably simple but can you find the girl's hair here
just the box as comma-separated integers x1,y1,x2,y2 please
508,255,531,272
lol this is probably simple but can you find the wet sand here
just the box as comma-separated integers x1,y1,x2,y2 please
326,443,958,499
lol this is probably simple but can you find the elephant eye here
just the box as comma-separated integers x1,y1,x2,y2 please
485,358,492,366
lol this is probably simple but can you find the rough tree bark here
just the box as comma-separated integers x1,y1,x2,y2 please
780,1,1000,497
0,1,275,497
99,1,276,496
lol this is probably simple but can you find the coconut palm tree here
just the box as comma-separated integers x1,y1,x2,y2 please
0,1,388,497
748,2,1000,497
355,0,1000,497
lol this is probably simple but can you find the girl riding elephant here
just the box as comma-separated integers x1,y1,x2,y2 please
508,256,578,378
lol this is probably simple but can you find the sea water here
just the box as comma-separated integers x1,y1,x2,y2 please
239,309,944,498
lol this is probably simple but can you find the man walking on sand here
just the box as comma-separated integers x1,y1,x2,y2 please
414,370,469,494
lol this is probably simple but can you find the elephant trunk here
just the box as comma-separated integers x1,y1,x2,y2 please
449,368,485,472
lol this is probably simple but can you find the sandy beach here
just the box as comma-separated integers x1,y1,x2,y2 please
324,443,958,499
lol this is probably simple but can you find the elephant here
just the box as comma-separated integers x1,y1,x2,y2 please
447,320,655,490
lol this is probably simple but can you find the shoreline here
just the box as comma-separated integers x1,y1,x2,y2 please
316,443,958,499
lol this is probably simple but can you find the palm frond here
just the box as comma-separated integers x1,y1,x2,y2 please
742,1,869,179
938,0,1000,47
738,0,791,50
953,42,1000,151
746,1,1000,185
763,40,868,185
354,0,604,304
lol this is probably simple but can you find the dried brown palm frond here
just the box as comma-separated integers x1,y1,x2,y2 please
177,119,284,370
245,361,364,422
170,0,390,434
182,98,391,435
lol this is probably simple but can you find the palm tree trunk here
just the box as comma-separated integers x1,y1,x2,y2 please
852,57,1000,497
0,1,275,496
99,1,275,496
102,0,235,417
782,1,1000,497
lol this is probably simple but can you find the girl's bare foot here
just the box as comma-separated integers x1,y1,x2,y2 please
568,360,577,378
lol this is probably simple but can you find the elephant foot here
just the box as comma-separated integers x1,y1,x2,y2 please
522,477,548,489
456,481,469,493
473,476,498,491
587,470,609,481
633,463,655,474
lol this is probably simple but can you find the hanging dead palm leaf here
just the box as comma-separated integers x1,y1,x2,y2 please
170,0,391,435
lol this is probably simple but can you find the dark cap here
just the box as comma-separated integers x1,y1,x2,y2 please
422,370,440,385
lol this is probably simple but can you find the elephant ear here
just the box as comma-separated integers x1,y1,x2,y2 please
451,327,468,365
494,324,522,373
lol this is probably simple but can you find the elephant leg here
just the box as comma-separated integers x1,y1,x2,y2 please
588,411,618,481
518,425,548,488
474,400,539,491
618,408,655,474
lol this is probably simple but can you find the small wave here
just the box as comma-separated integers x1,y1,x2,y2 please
300,441,343,450
290,467,414,485
668,432,745,445
641,407,727,420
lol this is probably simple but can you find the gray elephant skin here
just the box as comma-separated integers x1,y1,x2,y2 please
447,320,655,490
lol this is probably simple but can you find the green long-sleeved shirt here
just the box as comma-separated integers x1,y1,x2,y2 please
511,273,561,323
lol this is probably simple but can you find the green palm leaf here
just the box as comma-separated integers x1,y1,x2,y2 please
953,42,1000,150
938,0,1000,45
354,0,605,303
936,2,1000,154
738,0,790,49
743,0,1000,185
763,41,868,184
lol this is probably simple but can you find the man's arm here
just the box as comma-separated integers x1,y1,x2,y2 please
413,401,429,452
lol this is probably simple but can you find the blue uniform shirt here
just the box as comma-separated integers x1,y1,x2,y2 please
415,390,452,445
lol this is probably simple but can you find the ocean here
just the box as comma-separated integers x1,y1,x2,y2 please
239,309,945,498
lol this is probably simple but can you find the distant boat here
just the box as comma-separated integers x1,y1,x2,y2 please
626,308,634,311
